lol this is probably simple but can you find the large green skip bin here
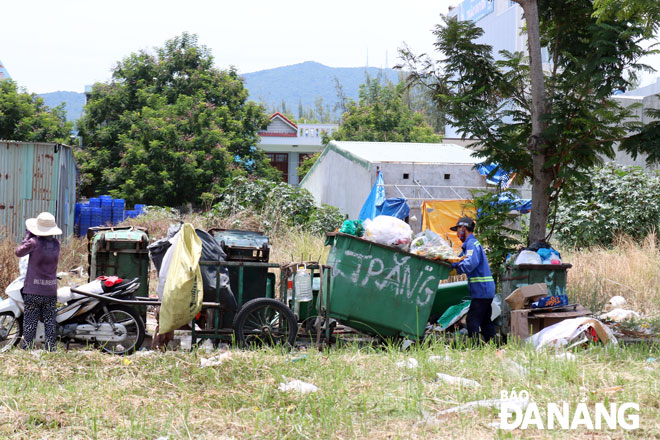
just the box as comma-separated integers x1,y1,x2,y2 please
431,281,471,322
324,233,451,339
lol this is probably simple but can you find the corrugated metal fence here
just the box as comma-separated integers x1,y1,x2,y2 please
0,141,77,242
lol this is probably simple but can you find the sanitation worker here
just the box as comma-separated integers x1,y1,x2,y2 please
15,212,62,351
450,217,496,343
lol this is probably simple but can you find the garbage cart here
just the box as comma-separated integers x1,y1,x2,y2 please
322,233,451,339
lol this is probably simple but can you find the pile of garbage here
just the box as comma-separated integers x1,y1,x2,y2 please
511,240,562,265
339,215,456,260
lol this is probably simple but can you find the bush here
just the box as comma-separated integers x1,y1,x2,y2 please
211,177,343,234
555,164,660,248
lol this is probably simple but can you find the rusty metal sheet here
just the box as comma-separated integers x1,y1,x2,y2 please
0,141,76,242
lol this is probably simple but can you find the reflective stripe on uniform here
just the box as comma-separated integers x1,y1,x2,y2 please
468,276,494,283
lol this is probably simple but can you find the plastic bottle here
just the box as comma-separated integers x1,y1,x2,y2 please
294,264,313,316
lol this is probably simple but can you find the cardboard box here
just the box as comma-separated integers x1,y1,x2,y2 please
505,283,548,310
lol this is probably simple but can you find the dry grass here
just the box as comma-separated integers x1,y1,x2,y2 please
562,234,660,315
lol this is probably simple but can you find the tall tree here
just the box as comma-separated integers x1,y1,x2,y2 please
77,33,272,206
400,1,654,242
0,80,72,143
330,75,441,143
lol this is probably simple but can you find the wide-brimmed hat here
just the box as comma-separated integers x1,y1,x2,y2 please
450,216,475,232
26,212,62,236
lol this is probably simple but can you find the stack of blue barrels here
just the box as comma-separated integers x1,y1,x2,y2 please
74,197,145,237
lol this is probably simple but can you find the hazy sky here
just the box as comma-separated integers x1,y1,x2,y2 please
1,0,658,94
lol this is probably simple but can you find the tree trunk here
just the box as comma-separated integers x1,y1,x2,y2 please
516,0,551,243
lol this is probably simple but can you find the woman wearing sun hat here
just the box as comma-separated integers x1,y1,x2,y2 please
15,212,62,351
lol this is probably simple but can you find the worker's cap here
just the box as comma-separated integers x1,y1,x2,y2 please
450,217,475,232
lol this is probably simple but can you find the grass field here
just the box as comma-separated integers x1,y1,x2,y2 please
0,341,658,439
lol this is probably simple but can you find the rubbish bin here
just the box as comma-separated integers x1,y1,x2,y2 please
87,226,150,318
208,229,271,308
323,233,451,339
430,281,471,322
500,263,572,334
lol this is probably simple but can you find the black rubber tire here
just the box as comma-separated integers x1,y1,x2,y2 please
233,298,298,348
94,304,145,355
0,312,22,352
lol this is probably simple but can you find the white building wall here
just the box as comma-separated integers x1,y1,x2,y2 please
301,150,372,218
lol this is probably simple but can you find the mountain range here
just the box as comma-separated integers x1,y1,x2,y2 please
38,61,401,123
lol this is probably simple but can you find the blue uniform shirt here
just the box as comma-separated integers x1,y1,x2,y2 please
454,234,495,299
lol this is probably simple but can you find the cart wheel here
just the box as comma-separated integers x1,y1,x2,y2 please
233,298,298,348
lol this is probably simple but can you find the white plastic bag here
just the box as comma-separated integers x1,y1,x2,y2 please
410,230,455,259
514,250,542,265
363,215,413,250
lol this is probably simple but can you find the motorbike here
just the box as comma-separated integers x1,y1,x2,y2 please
0,257,145,354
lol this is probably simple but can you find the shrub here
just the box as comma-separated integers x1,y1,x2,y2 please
555,164,660,248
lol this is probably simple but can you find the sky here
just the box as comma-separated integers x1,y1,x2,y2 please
1,0,658,95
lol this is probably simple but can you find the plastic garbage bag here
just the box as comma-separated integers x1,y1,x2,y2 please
410,230,456,259
514,250,543,265
278,379,318,394
527,317,617,349
158,224,204,334
396,358,419,369
339,219,364,237
436,373,481,388
200,351,232,367
363,215,413,250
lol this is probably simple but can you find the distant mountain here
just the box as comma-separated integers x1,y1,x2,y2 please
36,61,401,123
242,61,401,119
38,91,86,123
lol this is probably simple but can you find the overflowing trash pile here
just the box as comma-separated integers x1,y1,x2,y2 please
339,215,457,261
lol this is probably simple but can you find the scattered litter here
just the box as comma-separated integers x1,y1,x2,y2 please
396,358,419,369
429,355,451,362
527,317,617,349
278,379,318,394
30,350,44,358
133,350,155,357
401,339,415,350
198,339,217,352
502,358,528,376
594,385,623,394
554,352,576,361
288,355,308,362
200,351,232,367
436,396,529,416
608,296,626,307
599,308,640,322
179,335,192,351
647,357,657,363
436,373,481,388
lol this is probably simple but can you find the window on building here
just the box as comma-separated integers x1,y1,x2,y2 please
444,174,451,180
266,153,289,183
403,173,409,180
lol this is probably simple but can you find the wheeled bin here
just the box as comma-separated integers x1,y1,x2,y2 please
323,233,451,339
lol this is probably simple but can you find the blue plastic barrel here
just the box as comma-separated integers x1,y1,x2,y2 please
89,197,101,208
91,207,102,227
80,206,91,236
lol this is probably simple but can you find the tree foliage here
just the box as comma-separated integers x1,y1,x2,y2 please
0,80,72,143
399,2,654,242
212,176,343,234
556,164,660,248
330,75,441,143
77,33,273,206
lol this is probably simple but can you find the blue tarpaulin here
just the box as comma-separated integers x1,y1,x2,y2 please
493,192,531,213
358,172,411,221
476,163,515,188
379,198,410,220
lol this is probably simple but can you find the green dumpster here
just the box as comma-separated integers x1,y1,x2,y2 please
323,233,451,339
500,262,572,334
88,226,150,318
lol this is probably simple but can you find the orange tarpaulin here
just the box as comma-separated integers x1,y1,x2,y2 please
421,200,476,252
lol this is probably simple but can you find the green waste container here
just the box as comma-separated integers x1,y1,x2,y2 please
500,262,572,334
323,233,451,339
87,227,150,319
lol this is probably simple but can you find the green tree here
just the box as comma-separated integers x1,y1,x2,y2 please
77,33,272,206
331,75,441,143
0,80,72,143
399,2,654,243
